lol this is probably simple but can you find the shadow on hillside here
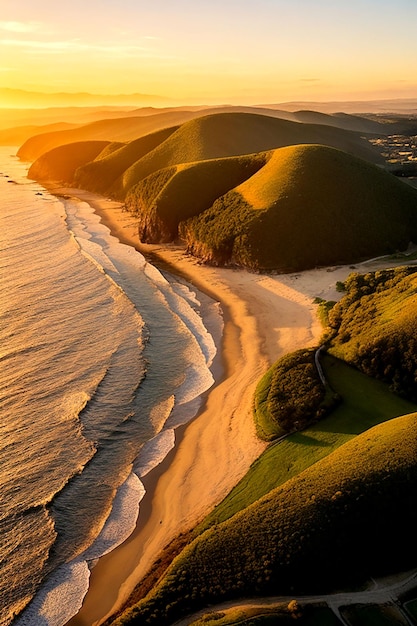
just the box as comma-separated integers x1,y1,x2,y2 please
290,432,332,447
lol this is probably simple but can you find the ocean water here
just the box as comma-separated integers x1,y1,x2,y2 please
0,148,221,626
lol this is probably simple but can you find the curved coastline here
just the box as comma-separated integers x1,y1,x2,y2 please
51,186,354,626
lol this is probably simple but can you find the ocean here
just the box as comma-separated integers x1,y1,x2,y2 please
0,147,221,625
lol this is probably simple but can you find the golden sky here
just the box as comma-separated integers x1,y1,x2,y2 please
1,0,417,105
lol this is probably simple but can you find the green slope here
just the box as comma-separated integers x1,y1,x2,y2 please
181,144,417,271
16,109,201,161
112,112,384,199
125,153,267,242
326,266,417,399
113,412,417,625
73,126,178,195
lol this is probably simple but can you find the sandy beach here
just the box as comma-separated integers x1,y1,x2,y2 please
55,187,391,626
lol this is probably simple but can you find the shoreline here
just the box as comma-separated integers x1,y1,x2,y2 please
53,185,395,626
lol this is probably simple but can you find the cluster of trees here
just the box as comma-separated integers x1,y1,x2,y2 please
326,266,417,400
254,349,338,439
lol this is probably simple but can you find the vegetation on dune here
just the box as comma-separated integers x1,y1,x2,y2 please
125,153,267,243
27,140,110,184
325,266,417,399
253,348,338,440
111,413,417,625
74,126,178,197
181,144,417,271
113,112,383,199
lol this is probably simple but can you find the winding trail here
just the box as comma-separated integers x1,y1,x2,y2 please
172,569,417,625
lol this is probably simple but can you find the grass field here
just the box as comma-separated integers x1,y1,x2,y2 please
197,353,417,533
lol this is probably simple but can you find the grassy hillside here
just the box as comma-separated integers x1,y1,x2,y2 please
17,109,201,161
111,112,384,199
325,266,417,399
27,141,110,184
125,153,267,242
201,353,417,532
73,126,178,195
253,348,337,440
16,106,390,163
180,144,417,271
112,412,417,625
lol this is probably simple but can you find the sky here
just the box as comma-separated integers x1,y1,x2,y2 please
1,0,417,105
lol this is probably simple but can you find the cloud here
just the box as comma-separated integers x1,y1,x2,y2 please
0,21,40,33
0,37,178,61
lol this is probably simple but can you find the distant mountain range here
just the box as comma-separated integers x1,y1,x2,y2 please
0,87,171,109
1,87,417,114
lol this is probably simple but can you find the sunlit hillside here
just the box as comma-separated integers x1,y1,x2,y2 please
181,144,417,271
125,153,267,242
27,141,111,183
74,126,178,195
112,412,417,625
111,112,384,199
326,266,417,399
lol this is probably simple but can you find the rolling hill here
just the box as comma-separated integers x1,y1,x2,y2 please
73,126,179,195
125,153,267,242
27,141,110,184
16,110,200,161
325,266,417,399
180,144,417,271
17,107,387,164
111,411,417,625
110,112,384,199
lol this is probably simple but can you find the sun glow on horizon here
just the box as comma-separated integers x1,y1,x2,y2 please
1,0,417,108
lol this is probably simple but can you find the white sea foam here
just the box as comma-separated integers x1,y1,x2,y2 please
14,473,146,626
82,473,145,562
1,163,222,626
13,561,90,626
134,429,176,477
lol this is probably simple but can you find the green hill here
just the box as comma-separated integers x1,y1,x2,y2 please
125,153,267,242
27,141,110,184
73,126,178,195
17,106,390,163
325,266,417,399
111,112,384,199
180,144,417,271
112,412,417,625
17,109,202,161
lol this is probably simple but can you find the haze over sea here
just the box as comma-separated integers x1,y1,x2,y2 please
0,147,220,626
